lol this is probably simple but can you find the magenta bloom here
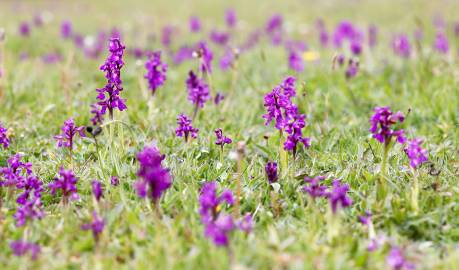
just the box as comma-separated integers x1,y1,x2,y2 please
262,77,298,130
94,38,126,119
316,19,329,47
10,240,40,260
214,128,232,149
0,122,9,149
288,50,304,72
134,146,172,202
92,180,103,201
48,167,79,203
284,113,311,154
303,175,327,199
90,104,104,125
54,118,86,153
369,106,406,146
225,9,237,28
327,179,352,213
14,197,44,227
111,176,119,186
359,211,372,225
82,211,105,241
266,14,284,45
404,138,428,169
42,53,63,64
345,59,359,79
173,46,194,64
0,154,32,187
189,16,201,32
61,21,73,39
220,48,236,71
161,26,174,48
392,34,411,58
144,51,167,95
237,213,253,233
210,30,230,46
214,92,225,105
186,71,210,109
332,21,363,48
265,161,278,183
434,32,449,54
197,41,213,74
386,247,415,270
175,114,199,141
19,22,31,37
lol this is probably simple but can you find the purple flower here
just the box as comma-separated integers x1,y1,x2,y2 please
196,41,213,74
0,122,9,149
345,59,359,79
111,176,119,186
210,30,230,46
288,50,304,72
336,54,345,66
14,197,44,227
237,213,253,233
327,179,352,213
82,211,105,241
283,113,311,153
392,34,411,58
359,211,372,225
369,106,406,145
90,104,104,125
204,213,235,246
189,16,201,33
61,21,73,39
94,38,127,119
19,22,31,37
54,118,86,152
434,31,449,54
0,154,32,187
161,26,174,48
10,240,40,260
404,138,428,169
144,51,167,95
332,21,363,48
73,34,84,48
215,128,232,149
173,46,194,65
175,114,199,141
214,92,225,105
386,247,415,270
368,24,378,47
134,146,172,202
316,19,329,47
350,40,362,55
266,14,284,45
220,48,237,71
92,180,103,201
262,77,298,130
130,47,145,59
186,71,210,109
16,174,43,205
33,14,44,27
241,30,261,51
225,9,237,28
42,53,63,64
48,167,79,203
303,175,327,198
265,161,278,183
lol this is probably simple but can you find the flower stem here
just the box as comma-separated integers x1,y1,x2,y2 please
377,144,389,203
279,130,288,177
410,167,419,215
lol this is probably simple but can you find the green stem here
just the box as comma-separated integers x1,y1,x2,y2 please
411,167,419,214
279,131,288,177
377,144,389,203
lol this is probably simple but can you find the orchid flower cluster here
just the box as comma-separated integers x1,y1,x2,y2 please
81,211,105,242
134,145,172,203
54,118,86,157
92,38,126,123
263,77,310,155
199,182,252,247
175,114,199,142
0,121,10,149
144,51,167,95
369,106,406,147
265,161,278,183
332,21,364,55
214,128,232,150
186,70,211,113
48,167,80,204
303,176,352,213
0,154,44,227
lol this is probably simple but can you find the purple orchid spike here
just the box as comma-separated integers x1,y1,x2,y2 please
265,161,278,183
175,114,199,142
0,122,9,149
48,167,79,204
369,106,405,146
404,138,428,169
144,51,167,95
214,128,232,149
54,118,86,155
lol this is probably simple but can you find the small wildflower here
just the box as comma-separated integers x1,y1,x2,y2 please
19,22,31,37
14,197,44,227
54,118,86,153
10,240,40,260
265,161,278,183
369,106,405,146
81,211,105,242
386,247,415,270
303,175,327,198
434,31,449,54
48,167,79,203
189,16,201,32
225,9,237,28
186,71,210,109
392,34,411,58
175,114,199,141
92,180,103,201
327,179,352,213
61,21,73,39
196,41,213,74
404,138,428,169
0,122,9,149
359,211,372,225
214,128,232,149
214,92,225,105
111,176,119,186
144,51,167,95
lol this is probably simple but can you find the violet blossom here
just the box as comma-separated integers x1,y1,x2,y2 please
111,176,119,186
173,46,194,65
283,113,311,154
0,154,32,187
186,71,210,110
265,161,278,183
0,122,9,149
144,51,167,95
214,128,232,149
82,211,105,241
369,106,406,146
219,48,237,71
210,30,230,46
368,24,378,47
196,41,213,74
303,175,327,199
225,9,237,28
345,59,359,79
386,247,415,270
92,180,103,201
262,77,298,130
61,21,73,39
10,240,40,260
19,22,31,37
94,38,126,120
175,114,199,141
434,31,449,54
134,145,172,202
161,26,174,48
392,34,411,58
48,167,79,203
54,118,86,154
327,179,352,213
14,197,44,227
214,92,225,105
404,138,428,169
189,16,201,33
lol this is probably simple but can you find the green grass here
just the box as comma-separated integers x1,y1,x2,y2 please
0,0,458,269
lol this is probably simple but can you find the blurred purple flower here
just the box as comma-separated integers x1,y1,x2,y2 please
0,122,9,149
265,161,278,183
386,247,415,270
186,71,210,109
82,211,105,242
42,53,63,64
359,211,372,225
214,92,225,105
48,167,79,203
161,25,174,48
196,41,213,74
54,118,86,152
19,22,31,37
90,104,104,126
111,176,119,186
145,51,167,95
92,180,103,201
237,213,253,233
189,16,201,32
210,30,230,46
215,128,232,149
14,197,44,227
0,154,32,187
262,77,298,130
327,179,352,213
175,114,199,141
303,175,327,199
10,240,40,260
61,21,73,39
434,31,449,54
134,145,172,202
219,48,237,71
345,59,359,79
225,9,237,28
288,50,304,72
368,24,378,47
404,138,428,169
392,34,411,58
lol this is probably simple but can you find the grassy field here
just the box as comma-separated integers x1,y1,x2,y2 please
0,0,458,269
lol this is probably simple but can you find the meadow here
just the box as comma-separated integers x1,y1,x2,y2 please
0,0,458,269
